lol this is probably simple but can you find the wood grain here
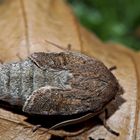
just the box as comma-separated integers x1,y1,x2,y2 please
0,0,139,140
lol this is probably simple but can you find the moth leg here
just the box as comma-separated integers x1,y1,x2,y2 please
32,125,42,132
14,121,43,133
67,44,71,51
99,109,119,136
109,66,117,71
23,123,88,137
41,127,89,137
0,58,3,64
16,53,23,61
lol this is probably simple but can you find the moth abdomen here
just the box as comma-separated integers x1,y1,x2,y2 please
0,64,11,103
0,59,47,106
0,61,29,105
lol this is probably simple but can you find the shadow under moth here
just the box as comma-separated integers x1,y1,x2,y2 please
0,51,122,137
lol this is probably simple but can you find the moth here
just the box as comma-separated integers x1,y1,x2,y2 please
0,50,122,137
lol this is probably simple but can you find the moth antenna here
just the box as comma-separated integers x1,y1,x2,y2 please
48,112,98,130
45,40,71,51
109,66,117,71
40,113,97,135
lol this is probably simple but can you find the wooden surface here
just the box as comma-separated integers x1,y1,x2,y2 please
0,0,140,140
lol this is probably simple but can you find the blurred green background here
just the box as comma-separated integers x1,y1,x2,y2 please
67,0,140,51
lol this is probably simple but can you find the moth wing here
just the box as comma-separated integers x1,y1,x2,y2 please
22,86,60,115
29,52,93,70
22,86,98,115
29,52,51,69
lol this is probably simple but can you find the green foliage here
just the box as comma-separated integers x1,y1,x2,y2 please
67,0,140,51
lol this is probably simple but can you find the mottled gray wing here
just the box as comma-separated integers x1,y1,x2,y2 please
22,86,92,115
22,82,117,115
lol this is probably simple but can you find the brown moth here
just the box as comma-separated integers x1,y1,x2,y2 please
0,51,122,136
